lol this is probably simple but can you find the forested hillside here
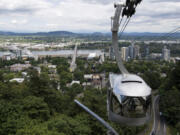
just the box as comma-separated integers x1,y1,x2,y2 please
0,57,179,134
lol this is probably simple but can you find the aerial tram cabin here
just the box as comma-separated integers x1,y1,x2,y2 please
107,74,152,126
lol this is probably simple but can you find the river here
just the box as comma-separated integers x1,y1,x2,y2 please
0,50,103,57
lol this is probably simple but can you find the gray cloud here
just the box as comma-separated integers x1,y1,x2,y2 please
136,10,180,20
0,0,179,32
149,0,180,2
83,0,180,5
154,12,180,19
83,0,111,4
0,8,36,15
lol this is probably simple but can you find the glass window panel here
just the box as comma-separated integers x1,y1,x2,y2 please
111,94,152,118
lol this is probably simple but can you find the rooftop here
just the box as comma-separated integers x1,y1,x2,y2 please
109,74,151,97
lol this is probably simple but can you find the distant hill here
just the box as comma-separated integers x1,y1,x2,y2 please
0,31,180,38
0,31,16,36
35,31,76,36
0,31,76,36
123,32,180,37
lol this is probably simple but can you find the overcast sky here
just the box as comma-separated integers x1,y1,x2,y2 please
0,0,180,33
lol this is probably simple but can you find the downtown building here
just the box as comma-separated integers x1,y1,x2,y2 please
121,47,129,61
145,46,150,59
109,46,115,60
162,46,170,61
128,43,140,60
134,45,140,59
120,43,140,61
109,43,140,61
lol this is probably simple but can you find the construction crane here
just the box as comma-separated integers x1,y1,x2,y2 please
70,43,78,72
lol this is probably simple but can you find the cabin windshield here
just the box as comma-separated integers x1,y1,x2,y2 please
111,94,151,118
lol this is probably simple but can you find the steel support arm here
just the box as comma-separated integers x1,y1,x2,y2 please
111,3,129,74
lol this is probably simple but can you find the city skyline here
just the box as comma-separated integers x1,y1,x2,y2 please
0,0,180,33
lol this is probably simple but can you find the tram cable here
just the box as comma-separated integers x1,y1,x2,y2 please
159,27,180,40
119,17,131,38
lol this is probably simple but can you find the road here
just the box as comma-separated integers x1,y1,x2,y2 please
151,96,166,135
156,116,166,135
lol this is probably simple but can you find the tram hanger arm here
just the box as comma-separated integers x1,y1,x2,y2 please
111,3,129,74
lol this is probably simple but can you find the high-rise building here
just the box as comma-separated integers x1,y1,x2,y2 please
121,47,129,61
99,53,105,64
109,46,115,60
162,46,170,61
128,43,140,59
134,45,140,59
145,46,149,59
128,44,134,59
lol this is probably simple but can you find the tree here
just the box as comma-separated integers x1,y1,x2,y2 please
0,101,22,135
28,70,51,97
16,122,60,135
142,71,161,90
160,87,180,125
47,114,91,135
159,62,180,131
73,71,84,82
43,90,64,113
59,71,72,87
0,71,4,82
23,96,50,121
